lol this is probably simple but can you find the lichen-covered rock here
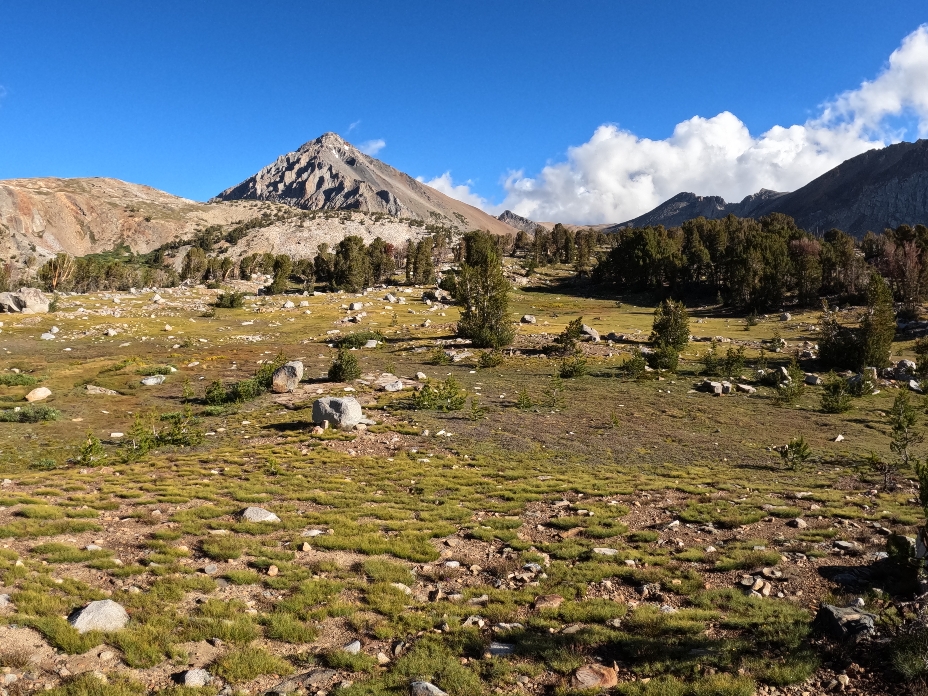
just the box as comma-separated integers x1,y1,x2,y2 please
272,361,304,393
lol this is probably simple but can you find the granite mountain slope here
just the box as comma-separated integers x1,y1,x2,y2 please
212,132,516,236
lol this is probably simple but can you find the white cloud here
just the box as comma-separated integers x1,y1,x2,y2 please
418,171,497,212
358,138,386,156
430,25,928,224
347,120,361,133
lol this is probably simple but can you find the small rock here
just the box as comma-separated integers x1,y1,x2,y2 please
240,507,280,523
410,682,448,696
533,594,564,610
788,518,808,529
182,669,211,688
571,665,618,689
343,640,362,654
140,375,166,386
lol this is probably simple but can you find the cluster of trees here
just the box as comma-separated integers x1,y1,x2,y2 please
37,249,180,293
592,213,925,311
515,224,605,277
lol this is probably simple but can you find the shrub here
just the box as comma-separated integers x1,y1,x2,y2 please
413,377,466,411
515,387,533,410
701,340,722,377
646,344,679,372
337,330,385,349
820,372,852,413
773,358,805,406
215,291,246,309
204,380,227,405
622,348,647,378
478,350,504,368
0,373,38,387
328,348,361,382
0,406,60,423
426,347,452,366
75,433,106,466
558,355,587,378
546,317,585,358
779,436,811,469
650,298,690,351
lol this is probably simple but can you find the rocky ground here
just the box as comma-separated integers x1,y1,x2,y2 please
0,281,925,696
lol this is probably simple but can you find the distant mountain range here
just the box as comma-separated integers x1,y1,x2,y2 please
213,132,515,237
610,139,928,236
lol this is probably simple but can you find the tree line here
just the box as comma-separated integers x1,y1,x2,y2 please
593,213,928,314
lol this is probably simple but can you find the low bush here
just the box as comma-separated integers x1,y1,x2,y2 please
337,330,385,349
0,406,60,423
328,348,361,382
412,376,467,411
0,373,38,387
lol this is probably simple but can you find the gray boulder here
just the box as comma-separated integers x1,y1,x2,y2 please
312,396,363,430
897,359,917,378
272,361,304,393
140,375,166,386
581,324,600,342
69,599,129,633
521,315,537,324
804,373,822,386
815,604,876,640
0,288,50,314
241,507,280,523
182,669,211,688
411,683,448,696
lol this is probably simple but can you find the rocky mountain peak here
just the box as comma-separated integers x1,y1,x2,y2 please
212,134,517,236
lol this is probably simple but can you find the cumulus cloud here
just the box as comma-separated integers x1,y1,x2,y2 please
418,172,496,211
431,25,928,224
358,138,386,156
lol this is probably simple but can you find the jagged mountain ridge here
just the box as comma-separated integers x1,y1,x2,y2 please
497,209,537,233
612,139,928,236
213,132,517,237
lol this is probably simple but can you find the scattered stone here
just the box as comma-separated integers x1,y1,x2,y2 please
343,640,362,654
533,594,564,610
804,373,822,386
203,564,218,575
571,665,618,689
85,385,119,395
283,300,295,309
521,315,537,324
69,599,129,633
487,642,515,656
312,396,363,429
410,682,448,696
788,518,808,529
140,375,166,386
182,669,211,688
736,383,756,394
40,332,56,340
592,547,619,556
815,604,877,640
240,507,280,523
364,339,379,349
272,361,304,393
349,302,364,311
267,565,279,577
25,387,52,402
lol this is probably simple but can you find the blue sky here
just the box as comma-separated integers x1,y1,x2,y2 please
2,1,928,223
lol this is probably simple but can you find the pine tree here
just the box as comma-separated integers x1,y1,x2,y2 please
455,231,515,349
860,272,896,369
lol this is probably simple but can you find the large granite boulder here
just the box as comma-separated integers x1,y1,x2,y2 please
312,396,363,430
